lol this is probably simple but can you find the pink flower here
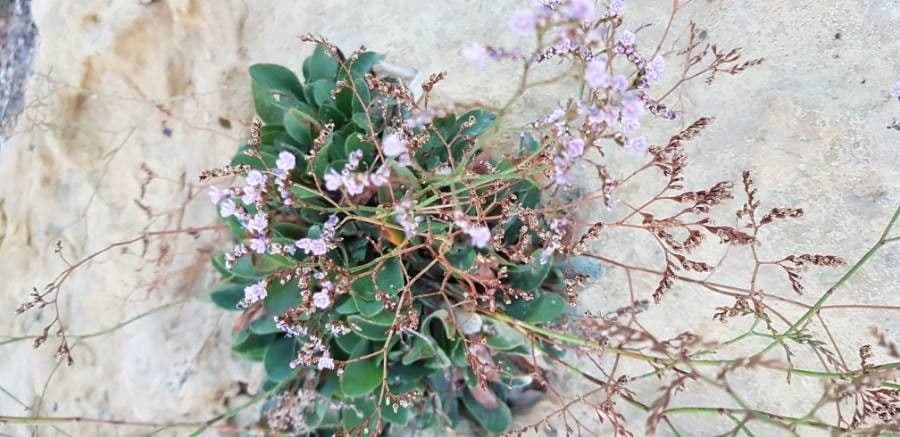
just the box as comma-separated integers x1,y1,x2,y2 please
276,151,296,171
312,289,331,309
607,0,625,17
317,353,335,370
618,30,636,46
611,74,629,92
208,186,229,204
344,175,368,196
462,43,489,70
567,0,596,22
369,165,391,186
324,169,343,191
565,137,585,158
620,94,645,123
241,186,260,204
644,56,665,85
219,199,237,218
246,212,268,234
241,281,268,307
246,170,265,187
509,9,537,36
248,237,268,254
585,58,609,89
296,238,329,256
626,136,648,154
467,226,492,248
381,133,408,157
891,81,900,100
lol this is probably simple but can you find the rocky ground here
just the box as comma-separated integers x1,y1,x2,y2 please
0,1,897,436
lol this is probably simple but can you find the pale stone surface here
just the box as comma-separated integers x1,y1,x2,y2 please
0,1,897,436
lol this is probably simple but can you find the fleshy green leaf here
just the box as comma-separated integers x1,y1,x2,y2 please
264,336,296,381
505,250,552,291
341,397,376,430
461,388,512,433
375,259,404,295
302,45,339,83
341,357,383,398
210,283,245,310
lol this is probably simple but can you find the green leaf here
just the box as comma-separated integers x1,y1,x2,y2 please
446,245,476,271
375,259,404,295
341,357,383,398
506,250,552,291
461,388,511,433
341,397,376,431
513,179,541,209
401,336,438,365
288,184,320,201
250,64,304,124
302,45,339,83
335,332,371,357
351,276,377,300
456,109,495,137
382,403,412,427
353,294,385,317
345,133,376,164
210,283,245,310
249,64,304,98
346,52,385,78
309,79,336,107
525,293,566,323
486,320,526,350
519,132,541,154
283,108,314,145
351,112,370,130
507,292,567,324
232,331,276,362
264,336,296,381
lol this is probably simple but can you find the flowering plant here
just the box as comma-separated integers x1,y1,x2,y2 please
204,35,591,434
194,0,900,434
19,1,898,436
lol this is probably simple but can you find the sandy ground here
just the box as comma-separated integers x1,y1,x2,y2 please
0,1,898,436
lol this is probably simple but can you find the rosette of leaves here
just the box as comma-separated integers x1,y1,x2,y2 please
207,41,592,435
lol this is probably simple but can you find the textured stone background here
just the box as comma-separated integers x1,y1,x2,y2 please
0,0,897,435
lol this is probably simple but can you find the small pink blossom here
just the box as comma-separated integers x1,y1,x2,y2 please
241,186,260,204
626,136,649,154
644,56,666,85
509,9,537,36
246,212,268,234
317,354,335,370
248,237,268,254
276,151,296,171
607,0,625,16
324,169,343,191
296,238,328,256
585,58,609,89
567,0,596,22
208,186,229,204
467,226,492,248
611,74,629,92
618,30,636,46
462,43,489,70
246,170,265,187
312,289,331,309
219,199,237,218
369,165,391,186
381,134,408,157
565,137,585,158
241,281,267,307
